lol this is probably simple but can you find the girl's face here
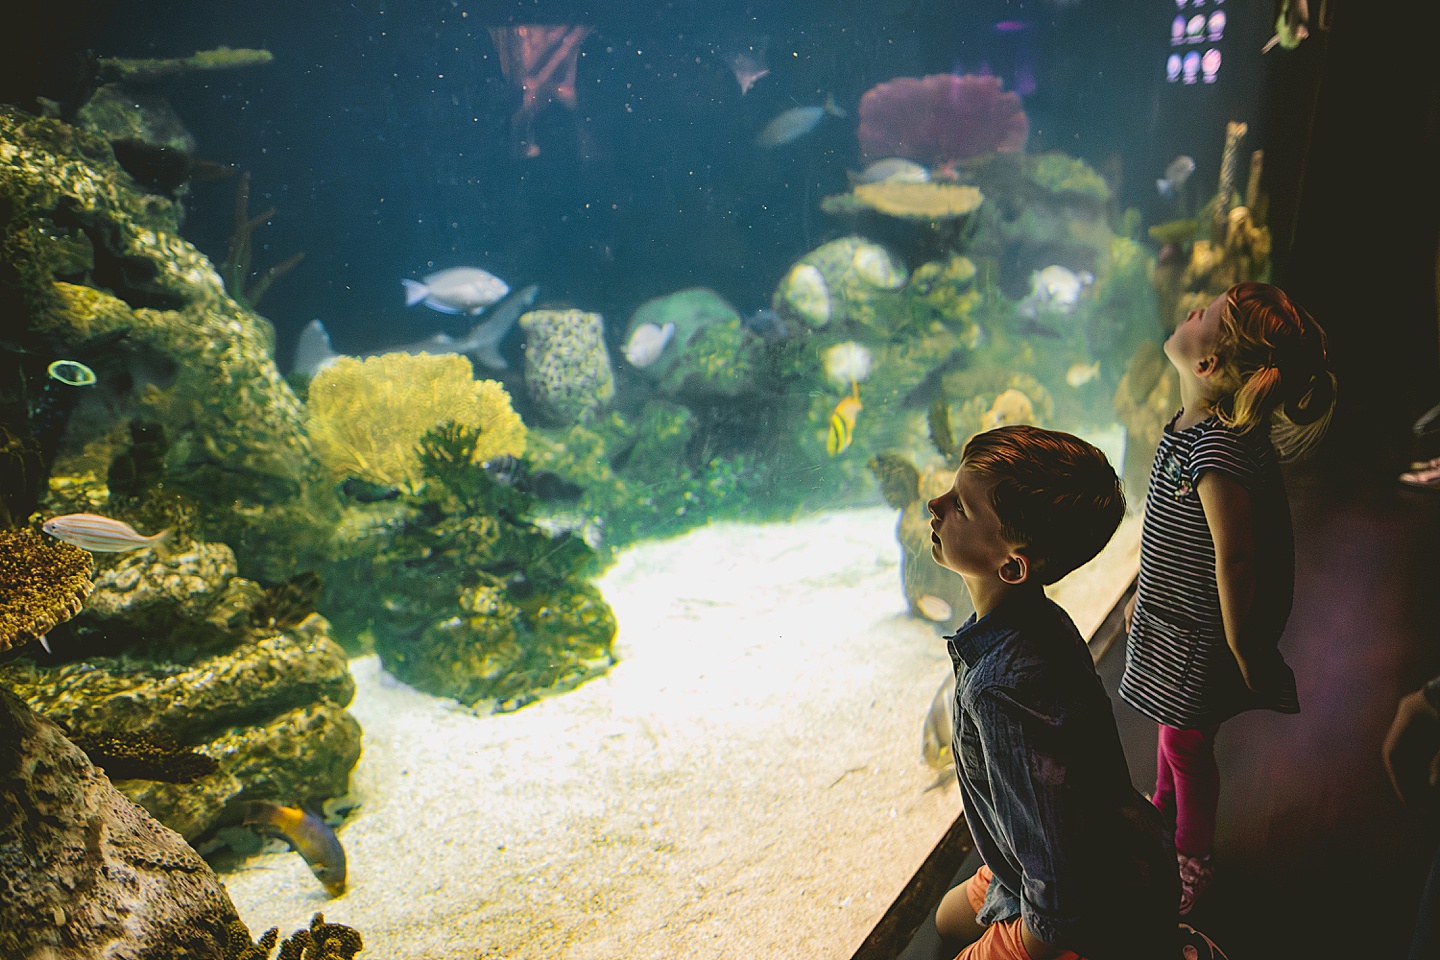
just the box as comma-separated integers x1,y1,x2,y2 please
926,467,1017,580
1165,291,1226,376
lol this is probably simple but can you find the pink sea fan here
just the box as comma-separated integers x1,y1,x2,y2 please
857,73,1028,167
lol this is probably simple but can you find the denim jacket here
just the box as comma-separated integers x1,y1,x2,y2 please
948,585,1178,960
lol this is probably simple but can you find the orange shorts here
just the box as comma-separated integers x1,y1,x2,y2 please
955,865,1084,960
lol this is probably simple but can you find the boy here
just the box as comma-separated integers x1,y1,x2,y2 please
928,424,1179,960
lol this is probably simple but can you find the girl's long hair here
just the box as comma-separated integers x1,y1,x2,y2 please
1213,281,1337,461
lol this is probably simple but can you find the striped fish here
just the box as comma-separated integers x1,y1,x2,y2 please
826,381,863,456
42,514,171,552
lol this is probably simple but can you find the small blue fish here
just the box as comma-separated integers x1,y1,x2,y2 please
47,359,97,387
42,514,171,552
756,94,846,148
245,801,348,897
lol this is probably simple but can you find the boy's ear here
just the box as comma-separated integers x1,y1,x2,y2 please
998,553,1030,585
1196,354,1219,377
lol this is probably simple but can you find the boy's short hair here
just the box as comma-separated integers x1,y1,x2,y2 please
960,424,1125,585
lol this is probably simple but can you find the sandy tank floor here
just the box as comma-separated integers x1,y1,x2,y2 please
222,506,1139,959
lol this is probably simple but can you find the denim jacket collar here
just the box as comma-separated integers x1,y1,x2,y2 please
945,584,1046,668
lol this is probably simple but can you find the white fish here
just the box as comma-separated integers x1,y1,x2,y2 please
1156,155,1196,200
296,285,538,376
756,94,846,148
402,267,510,316
1065,359,1102,387
1017,265,1094,319
849,157,930,185
624,321,676,367
43,513,171,552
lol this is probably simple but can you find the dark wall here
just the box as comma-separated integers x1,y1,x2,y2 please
1264,0,1440,485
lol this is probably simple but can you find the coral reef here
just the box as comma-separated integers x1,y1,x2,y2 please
624,288,765,399
842,181,984,221
305,352,526,491
857,73,1028,166
518,307,615,425
69,730,220,784
0,535,361,843
0,106,331,574
224,913,363,960
0,527,94,653
0,683,241,959
772,236,912,339
324,422,616,711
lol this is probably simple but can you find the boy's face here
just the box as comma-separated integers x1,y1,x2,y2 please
927,466,1022,582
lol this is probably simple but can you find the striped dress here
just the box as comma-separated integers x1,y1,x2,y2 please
1120,413,1300,728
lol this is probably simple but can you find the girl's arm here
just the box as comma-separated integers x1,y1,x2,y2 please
1197,470,1275,692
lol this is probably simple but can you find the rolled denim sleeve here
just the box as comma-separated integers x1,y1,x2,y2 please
972,682,1086,945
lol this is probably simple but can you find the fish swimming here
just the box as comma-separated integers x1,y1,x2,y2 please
1065,359,1102,387
42,513,171,552
294,284,539,376
921,670,957,770
624,321,676,368
244,801,348,897
848,157,930,185
743,307,790,342
1016,265,1094,320
756,94,846,148
724,40,769,95
47,359,97,387
403,266,510,315
1156,155,1196,200
826,381,863,456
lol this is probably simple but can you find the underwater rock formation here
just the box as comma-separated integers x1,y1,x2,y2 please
624,288,763,399
519,307,615,425
305,352,526,492
857,73,1028,167
0,535,361,843
0,106,330,576
773,237,910,339
0,683,240,959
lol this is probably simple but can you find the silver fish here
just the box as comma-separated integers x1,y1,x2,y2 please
756,94,846,148
624,321,676,367
403,266,510,315
42,513,171,552
848,157,931,185
725,43,769,95
295,284,539,376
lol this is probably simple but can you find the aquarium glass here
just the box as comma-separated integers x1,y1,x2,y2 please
0,0,1282,955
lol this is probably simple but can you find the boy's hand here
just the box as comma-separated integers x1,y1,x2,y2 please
1123,590,1136,633
1384,688,1440,809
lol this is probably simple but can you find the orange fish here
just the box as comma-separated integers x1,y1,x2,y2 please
245,801,347,896
827,381,863,456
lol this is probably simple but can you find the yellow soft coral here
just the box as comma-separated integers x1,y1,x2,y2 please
305,353,525,491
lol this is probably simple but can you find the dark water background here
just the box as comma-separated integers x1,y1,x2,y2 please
12,0,1269,368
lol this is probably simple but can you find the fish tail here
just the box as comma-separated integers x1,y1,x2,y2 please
402,278,428,306
823,93,848,118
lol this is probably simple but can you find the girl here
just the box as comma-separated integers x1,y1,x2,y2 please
1119,281,1337,914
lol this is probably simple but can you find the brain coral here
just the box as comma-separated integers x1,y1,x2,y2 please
305,353,525,491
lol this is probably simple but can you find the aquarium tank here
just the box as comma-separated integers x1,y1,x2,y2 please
0,0,1283,956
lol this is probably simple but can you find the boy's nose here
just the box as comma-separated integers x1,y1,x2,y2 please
927,497,940,518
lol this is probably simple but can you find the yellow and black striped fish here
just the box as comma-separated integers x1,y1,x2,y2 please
827,381,863,456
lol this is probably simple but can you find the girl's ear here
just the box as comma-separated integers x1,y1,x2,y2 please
999,553,1030,585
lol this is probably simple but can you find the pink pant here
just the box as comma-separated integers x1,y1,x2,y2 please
1152,724,1220,857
